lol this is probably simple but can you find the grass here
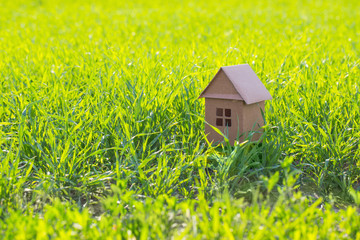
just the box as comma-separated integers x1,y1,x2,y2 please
0,0,360,238
4,189,360,239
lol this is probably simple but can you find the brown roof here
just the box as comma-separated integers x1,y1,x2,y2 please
198,64,272,104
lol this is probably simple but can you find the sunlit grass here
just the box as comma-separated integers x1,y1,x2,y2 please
0,0,360,238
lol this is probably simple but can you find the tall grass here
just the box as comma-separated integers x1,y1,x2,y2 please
1,0,360,238
2,187,360,239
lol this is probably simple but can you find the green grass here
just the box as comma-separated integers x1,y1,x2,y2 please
1,0,360,238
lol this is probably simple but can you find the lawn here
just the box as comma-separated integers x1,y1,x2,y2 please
1,0,360,238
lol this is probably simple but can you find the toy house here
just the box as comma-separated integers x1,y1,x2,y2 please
198,64,272,144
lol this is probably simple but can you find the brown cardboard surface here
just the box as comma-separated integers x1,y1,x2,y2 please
221,64,272,104
205,99,265,144
199,70,243,100
200,64,272,145
241,101,265,141
199,64,272,105
205,98,244,144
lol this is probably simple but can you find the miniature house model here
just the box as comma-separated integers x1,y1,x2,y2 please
198,64,272,144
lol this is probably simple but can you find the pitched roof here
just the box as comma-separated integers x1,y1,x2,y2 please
198,64,272,104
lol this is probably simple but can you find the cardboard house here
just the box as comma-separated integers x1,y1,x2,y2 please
198,64,272,144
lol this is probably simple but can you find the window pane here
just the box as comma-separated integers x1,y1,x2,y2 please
225,109,231,117
216,108,223,116
225,119,231,127
216,118,223,126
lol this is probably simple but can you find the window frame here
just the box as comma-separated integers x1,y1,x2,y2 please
215,108,232,127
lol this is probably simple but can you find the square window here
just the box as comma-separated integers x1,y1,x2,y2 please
216,118,223,126
216,108,223,116
225,109,231,117
225,119,231,127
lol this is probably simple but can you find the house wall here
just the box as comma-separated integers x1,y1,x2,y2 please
241,101,265,141
205,98,244,145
